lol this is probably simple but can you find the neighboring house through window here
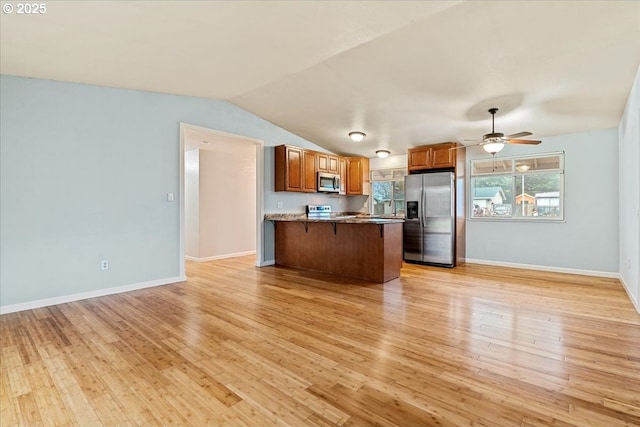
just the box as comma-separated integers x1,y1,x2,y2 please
470,152,564,220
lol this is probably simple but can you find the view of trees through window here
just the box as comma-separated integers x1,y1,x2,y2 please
471,153,563,220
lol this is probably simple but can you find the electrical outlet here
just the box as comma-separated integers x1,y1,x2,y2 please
101,260,109,270
277,202,283,209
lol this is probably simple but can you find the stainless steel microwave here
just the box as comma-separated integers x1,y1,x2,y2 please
317,172,340,193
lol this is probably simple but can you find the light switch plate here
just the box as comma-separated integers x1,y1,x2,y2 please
167,192,175,202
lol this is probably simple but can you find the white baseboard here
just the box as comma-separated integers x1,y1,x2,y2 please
464,258,619,279
619,274,640,314
464,258,640,313
0,275,187,315
259,259,275,267
185,251,256,263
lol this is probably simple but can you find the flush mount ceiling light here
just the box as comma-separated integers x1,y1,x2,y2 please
348,131,366,142
376,149,390,158
515,163,531,172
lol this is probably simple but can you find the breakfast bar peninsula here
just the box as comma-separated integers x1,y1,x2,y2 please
265,208,404,283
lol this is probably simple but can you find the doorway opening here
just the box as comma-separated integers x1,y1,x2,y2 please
179,123,264,277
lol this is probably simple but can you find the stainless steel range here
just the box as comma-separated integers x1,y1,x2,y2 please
306,205,332,219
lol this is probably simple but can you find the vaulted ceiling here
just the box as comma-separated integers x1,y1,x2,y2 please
1,1,638,157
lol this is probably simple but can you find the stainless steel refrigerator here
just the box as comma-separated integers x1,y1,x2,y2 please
404,171,455,267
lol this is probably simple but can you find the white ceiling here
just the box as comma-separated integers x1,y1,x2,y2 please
2,1,638,157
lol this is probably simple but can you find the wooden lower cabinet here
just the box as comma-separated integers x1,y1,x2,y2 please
274,221,402,283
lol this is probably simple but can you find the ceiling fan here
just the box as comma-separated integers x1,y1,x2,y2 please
454,107,541,154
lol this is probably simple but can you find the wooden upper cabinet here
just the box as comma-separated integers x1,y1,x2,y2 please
317,153,340,174
339,157,347,195
346,157,370,196
276,144,366,195
317,153,329,172
408,146,431,171
327,155,340,174
408,142,456,172
431,143,455,169
302,150,317,192
275,145,316,192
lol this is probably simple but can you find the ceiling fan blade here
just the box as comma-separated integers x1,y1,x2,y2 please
506,131,532,138
462,138,481,142
449,142,483,150
507,139,541,145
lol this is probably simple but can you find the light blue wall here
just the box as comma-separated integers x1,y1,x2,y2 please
466,128,619,274
2,75,633,309
618,65,640,311
0,75,339,307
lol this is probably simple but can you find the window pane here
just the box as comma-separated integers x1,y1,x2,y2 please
514,154,562,173
371,169,393,181
472,158,512,175
372,182,392,214
392,169,407,180
514,173,561,217
393,181,405,215
472,176,512,217
393,180,404,200
370,168,407,215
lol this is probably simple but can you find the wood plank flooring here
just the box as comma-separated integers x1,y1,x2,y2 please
1,257,639,426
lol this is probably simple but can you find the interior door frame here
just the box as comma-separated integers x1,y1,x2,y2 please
179,122,264,277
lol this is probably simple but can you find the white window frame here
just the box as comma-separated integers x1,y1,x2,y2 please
469,151,565,222
369,168,407,215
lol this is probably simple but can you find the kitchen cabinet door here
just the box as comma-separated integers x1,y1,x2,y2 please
346,157,370,196
431,144,455,169
275,145,302,192
317,153,340,174
408,146,431,172
339,157,347,195
317,153,329,172
275,145,304,192
327,155,340,174
408,143,456,171
303,150,317,192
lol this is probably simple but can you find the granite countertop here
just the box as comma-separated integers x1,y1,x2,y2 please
264,213,404,224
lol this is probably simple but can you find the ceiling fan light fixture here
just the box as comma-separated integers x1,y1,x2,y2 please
349,131,366,142
376,149,390,158
483,142,505,154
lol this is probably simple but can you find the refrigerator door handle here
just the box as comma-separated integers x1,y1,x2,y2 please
418,190,422,227
420,187,427,227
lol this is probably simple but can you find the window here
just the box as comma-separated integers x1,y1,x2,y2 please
470,152,564,220
370,168,407,215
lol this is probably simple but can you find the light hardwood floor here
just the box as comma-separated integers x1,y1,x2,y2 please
1,257,639,426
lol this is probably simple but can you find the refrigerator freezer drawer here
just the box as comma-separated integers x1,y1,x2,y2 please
403,220,422,262
423,232,454,266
